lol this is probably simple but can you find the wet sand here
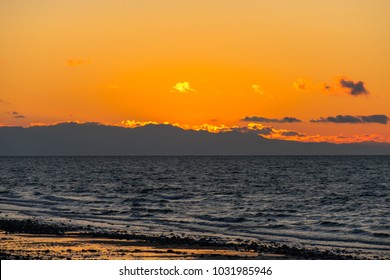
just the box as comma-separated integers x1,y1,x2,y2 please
0,231,277,260
0,218,359,260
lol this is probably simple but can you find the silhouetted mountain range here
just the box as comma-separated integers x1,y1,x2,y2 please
1,122,389,155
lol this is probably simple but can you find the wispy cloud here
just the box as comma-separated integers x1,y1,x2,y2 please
293,77,369,97
292,79,309,91
251,84,263,94
171,82,196,93
6,111,26,118
241,116,302,123
310,115,389,124
66,59,91,66
266,131,387,143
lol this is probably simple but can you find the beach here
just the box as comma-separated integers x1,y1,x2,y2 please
0,218,364,260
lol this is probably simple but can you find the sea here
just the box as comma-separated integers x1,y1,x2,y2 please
0,156,389,258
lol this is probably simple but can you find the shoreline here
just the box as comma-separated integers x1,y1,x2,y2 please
0,218,370,260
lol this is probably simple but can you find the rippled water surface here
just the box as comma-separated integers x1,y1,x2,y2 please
0,156,389,257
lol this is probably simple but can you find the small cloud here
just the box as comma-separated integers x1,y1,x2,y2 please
66,59,91,66
251,84,264,94
241,116,302,123
238,123,274,135
324,84,332,91
282,117,302,123
171,82,196,93
292,79,309,91
339,79,368,96
281,131,305,137
6,111,26,118
310,114,388,124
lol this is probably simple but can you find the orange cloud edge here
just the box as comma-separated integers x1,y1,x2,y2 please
1,120,388,144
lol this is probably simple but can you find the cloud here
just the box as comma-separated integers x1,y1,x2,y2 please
255,127,273,135
293,77,369,96
311,115,361,124
171,82,196,93
246,125,273,135
251,84,263,94
243,123,307,139
339,79,368,96
66,59,91,66
189,123,232,133
281,131,305,137
361,115,389,124
324,84,332,91
234,123,274,135
121,120,158,128
6,111,26,118
310,114,389,124
241,116,302,123
292,79,309,91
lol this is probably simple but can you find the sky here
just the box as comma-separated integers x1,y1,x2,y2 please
1,0,390,143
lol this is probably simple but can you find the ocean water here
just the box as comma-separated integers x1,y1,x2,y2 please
0,156,389,258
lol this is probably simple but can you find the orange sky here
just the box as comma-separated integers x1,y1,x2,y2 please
1,0,389,143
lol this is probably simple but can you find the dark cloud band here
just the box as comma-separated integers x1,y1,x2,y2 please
311,115,388,124
241,116,302,123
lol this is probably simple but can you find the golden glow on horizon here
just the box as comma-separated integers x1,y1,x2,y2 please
1,0,389,143
18,120,389,144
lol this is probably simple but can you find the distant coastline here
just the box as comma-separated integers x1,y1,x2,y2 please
1,123,390,156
